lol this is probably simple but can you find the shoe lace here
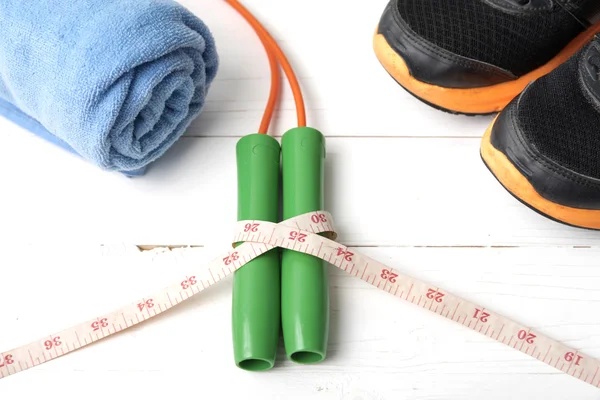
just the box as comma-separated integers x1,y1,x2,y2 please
506,0,590,28
588,54,600,81
555,0,592,29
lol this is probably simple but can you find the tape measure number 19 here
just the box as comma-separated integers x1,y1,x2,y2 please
1,210,599,389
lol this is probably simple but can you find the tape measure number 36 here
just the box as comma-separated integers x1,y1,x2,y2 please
1,210,599,390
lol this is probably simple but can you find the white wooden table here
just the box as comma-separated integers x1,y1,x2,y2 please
2,1,600,398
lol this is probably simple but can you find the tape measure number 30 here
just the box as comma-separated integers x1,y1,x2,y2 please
1,211,599,390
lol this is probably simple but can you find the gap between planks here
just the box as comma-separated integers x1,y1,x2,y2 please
134,244,597,251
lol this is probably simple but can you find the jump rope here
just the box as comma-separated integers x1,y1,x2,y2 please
225,0,328,369
1,0,600,390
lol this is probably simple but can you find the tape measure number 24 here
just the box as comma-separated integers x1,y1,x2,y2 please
1,210,599,390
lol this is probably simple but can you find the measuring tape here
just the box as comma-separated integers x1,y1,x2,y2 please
1,210,598,389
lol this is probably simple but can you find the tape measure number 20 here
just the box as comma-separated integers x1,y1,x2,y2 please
1,210,599,390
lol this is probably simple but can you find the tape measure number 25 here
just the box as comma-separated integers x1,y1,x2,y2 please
1,210,599,389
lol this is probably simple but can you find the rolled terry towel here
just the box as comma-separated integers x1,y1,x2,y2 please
0,0,218,175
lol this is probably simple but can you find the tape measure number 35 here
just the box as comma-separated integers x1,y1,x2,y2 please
1,210,599,390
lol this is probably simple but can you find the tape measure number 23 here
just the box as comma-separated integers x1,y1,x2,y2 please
1,210,599,390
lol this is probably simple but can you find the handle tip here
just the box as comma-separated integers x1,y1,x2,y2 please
236,357,275,372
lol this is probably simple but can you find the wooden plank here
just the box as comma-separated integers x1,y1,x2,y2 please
1,245,599,399
1,1,597,399
176,0,494,138
1,128,598,246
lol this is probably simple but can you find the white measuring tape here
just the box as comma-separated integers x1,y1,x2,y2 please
1,210,598,388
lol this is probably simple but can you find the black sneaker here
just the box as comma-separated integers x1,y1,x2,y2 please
481,35,600,230
373,0,600,115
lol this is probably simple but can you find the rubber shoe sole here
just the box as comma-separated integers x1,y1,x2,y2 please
373,22,600,115
480,116,600,230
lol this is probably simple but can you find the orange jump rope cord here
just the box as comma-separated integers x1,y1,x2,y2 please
223,0,280,134
224,0,307,130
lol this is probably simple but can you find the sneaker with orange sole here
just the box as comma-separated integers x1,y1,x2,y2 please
481,35,600,230
373,0,600,115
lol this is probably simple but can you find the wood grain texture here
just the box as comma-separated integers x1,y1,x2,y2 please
1,0,600,398
1,132,599,246
1,245,600,399
178,0,493,138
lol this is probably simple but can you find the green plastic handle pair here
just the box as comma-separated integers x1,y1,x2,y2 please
232,127,329,371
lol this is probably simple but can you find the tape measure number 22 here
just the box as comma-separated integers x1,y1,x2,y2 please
1,211,598,389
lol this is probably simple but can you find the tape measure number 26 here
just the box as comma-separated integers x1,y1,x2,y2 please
1,210,599,390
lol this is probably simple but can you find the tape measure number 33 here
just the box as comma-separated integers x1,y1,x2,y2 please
1,210,599,390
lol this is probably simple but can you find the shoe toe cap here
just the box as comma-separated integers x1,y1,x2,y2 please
377,2,517,89
489,94,600,212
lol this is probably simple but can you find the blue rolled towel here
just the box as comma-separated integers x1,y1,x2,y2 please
0,0,218,175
